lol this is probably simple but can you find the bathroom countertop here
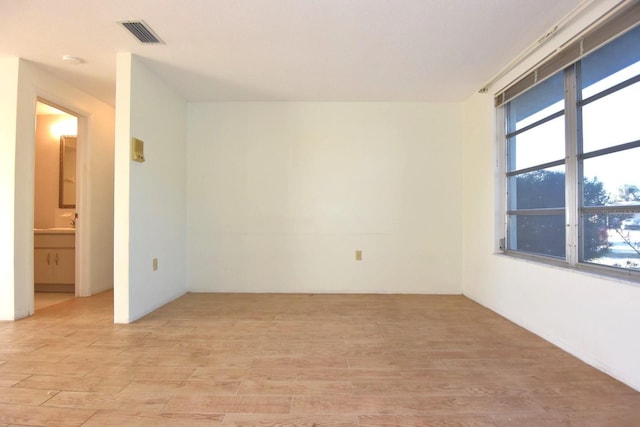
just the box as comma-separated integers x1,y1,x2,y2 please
34,228,76,234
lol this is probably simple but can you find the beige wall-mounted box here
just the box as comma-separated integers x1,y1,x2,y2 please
132,137,145,162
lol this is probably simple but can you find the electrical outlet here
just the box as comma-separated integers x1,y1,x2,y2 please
153,258,158,271
355,250,362,261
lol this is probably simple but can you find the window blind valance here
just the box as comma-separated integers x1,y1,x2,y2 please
495,0,640,107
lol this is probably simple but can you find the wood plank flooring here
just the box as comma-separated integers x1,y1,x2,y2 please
1,291,639,426
34,293,75,311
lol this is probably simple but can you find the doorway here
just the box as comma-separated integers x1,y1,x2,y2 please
34,100,80,308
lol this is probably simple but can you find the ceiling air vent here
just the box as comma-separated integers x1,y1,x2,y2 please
118,20,164,44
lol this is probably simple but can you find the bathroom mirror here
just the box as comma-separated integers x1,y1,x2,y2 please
59,135,77,208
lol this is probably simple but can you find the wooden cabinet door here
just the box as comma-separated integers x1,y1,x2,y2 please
52,249,75,284
34,249,54,284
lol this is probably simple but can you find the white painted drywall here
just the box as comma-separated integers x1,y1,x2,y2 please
461,0,640,391
0,58,19,320
114,54,187,323
0,58,115,320
187,102,463,294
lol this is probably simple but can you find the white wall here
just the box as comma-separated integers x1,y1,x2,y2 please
0,58,19,320
0,58,115,320
114,54,187,323
187,102,463,294
461,0,640,391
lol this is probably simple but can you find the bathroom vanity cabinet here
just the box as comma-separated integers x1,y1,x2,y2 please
34,230,75,290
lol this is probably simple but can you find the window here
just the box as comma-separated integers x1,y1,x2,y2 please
500,13,640,278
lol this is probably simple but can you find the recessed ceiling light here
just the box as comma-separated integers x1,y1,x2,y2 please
62,55,84,65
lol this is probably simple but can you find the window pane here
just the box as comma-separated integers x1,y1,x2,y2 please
508,214,566,258
509,166,565,210
582,148,640,207
581,26,640,99
507,115,565,171
582,212,640,271
508,72,564,131
581,212,611,261
582,80,640,153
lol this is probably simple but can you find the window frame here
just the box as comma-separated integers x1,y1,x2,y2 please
497,18,640,282
504,73,569,261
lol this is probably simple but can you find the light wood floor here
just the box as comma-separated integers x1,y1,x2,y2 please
34,292,75,311
1,291,639,426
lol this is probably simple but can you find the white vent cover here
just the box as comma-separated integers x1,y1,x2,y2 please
118,20,164,44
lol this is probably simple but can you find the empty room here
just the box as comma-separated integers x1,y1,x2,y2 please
1,0,640,425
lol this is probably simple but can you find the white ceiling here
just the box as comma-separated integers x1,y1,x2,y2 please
0,0,583,106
